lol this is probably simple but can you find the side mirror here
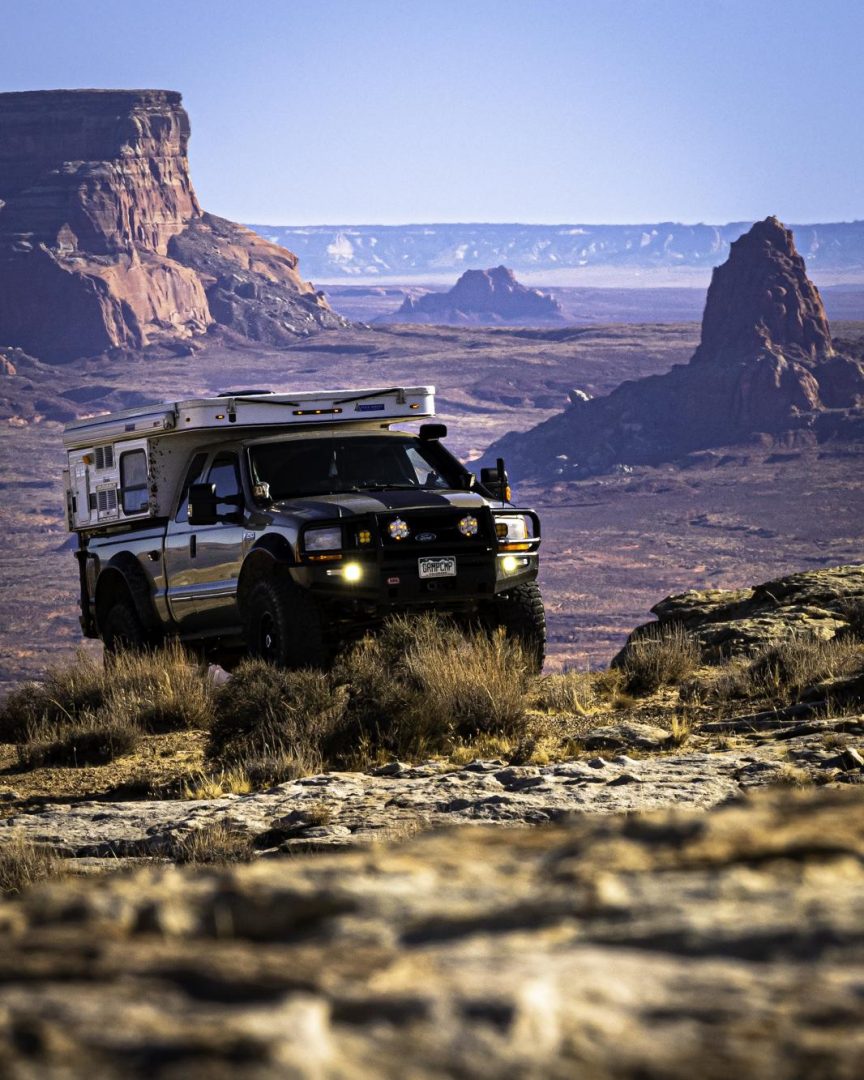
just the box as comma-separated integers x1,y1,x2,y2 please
419,423,447,440
480,458,512,502
188,483,219,526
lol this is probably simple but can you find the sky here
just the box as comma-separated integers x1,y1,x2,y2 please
1,0,862,226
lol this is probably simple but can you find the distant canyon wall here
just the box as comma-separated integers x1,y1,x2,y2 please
250,221,864,282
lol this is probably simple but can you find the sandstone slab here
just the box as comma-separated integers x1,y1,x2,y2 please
0,786,861,1077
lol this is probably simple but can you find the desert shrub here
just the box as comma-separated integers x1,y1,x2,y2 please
532,670,599,714
0,835,63,895
331,614,534,764
168,823,253,865
18,711,140,768
840,597,864,638
207,662,348,774
0,643,213,747
618,623,700,695
0,652,104,742
101,641,214,732
746,635,864,702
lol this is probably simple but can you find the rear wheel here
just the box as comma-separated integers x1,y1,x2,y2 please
242,576,329,668
101,597,148,657
488,581,547,672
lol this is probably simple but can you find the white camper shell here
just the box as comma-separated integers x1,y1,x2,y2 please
62,387,435,532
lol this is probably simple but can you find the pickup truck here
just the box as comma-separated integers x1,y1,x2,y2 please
63,386,545,669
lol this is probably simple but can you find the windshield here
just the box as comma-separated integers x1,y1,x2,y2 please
249,436,464,500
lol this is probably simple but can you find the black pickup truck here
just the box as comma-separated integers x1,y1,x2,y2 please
63,388,546,669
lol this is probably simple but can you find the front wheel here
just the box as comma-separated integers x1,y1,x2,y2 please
242,576,329,669
488,581,547,672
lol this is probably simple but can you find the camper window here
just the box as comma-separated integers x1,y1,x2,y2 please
119,449,149,515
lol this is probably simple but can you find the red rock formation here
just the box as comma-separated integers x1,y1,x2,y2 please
0,89,344,361
387,265,563,324
488,217,864,478
694,216,833,365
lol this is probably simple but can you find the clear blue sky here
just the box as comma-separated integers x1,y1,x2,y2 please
1,0,862,225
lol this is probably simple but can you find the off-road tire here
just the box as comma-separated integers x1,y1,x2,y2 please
489,581,547,672
242,575,329,669
102,597,149,656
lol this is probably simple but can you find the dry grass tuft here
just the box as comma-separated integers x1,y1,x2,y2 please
19,711,140,768
0,835,63,895
331,615,534,765
168,823,253,865
0,642,213,757
690,635,864,711
207,662,348,775
771,762,812,788
618,624,700,695
101,641,214,733
746,635,863,702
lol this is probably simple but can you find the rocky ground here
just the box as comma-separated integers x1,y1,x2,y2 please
1,566,864,1076
2,712,862,860
0,785,862,1077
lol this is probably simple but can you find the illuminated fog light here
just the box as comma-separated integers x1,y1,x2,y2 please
458,515,479,537
388,517,410,540
501,555,519,574
343,562,363,583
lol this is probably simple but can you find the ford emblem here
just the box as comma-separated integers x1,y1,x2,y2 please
416,531,437,542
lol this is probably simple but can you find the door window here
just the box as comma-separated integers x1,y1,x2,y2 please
174,452,208,523
207,453,243,516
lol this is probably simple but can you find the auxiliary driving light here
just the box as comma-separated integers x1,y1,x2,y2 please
501,555,519,574
458,515,479,537
343,562,363,583
388,517,410,540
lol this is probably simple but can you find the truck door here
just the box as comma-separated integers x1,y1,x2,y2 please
163,451,247,632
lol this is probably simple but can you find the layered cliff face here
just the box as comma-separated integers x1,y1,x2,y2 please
488,217,864,478
384,265,563,325
0,89,344,361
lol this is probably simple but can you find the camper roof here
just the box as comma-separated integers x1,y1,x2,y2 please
62,386,436,450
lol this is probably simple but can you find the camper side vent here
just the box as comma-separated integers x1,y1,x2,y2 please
94,445,115,470
96,488,118,515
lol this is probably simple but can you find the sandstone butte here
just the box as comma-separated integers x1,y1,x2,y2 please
388,264,564,324
488,216,864,478
0,89,346,362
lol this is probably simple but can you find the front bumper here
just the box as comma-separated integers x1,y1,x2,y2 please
292,549,538,610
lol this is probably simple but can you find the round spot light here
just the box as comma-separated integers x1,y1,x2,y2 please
501,555,519,574
388,518,410,540
458,515,479,537
343,562,363,583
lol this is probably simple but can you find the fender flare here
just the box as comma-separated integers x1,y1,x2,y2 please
237,535,296,608
95,553,162,638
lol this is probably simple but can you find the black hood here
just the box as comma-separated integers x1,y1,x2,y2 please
271,488,490,522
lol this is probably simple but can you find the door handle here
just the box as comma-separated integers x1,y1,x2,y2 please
189,534,197,559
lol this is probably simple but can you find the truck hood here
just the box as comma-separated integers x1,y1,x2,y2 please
270,488,491,522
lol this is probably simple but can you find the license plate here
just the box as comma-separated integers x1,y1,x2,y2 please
418,556,456,579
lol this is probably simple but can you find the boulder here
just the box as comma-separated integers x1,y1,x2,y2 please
621,563,864,660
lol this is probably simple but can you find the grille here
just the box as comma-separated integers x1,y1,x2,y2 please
377,509,489,552
94,445,115,470
96,487,118,517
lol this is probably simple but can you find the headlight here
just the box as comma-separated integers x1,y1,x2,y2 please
304,525,342,552
494,514,530,541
